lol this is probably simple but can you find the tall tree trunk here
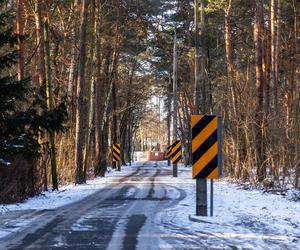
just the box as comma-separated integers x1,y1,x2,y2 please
35,0,46,87
35,0,47,191
94,2,104,176
274,0,281,110
83,0,97,176
265,1,272,113
67,0,79,95
44,18,58,190
254,0,265,181
16,0,25,80
111,2,121,170
75,0,89,184
112,75,118,169
200,0,207,111
294,0,300,188
270,0,276,106
225,0,237,118
67,0,79,127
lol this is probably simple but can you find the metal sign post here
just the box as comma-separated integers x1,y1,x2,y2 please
166,145,172,160
210,179,213,217
192,115,222,216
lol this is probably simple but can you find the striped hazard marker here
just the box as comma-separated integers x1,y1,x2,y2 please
192,115,222,179
166,145,172,159
112,143,121,162
171,140,182,164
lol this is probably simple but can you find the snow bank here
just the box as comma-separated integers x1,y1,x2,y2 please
155,161,300,249
0,164,136,214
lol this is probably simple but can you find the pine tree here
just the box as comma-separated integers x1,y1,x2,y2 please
0,4,36,165
0,1,68,174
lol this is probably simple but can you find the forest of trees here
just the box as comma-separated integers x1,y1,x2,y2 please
0,0,299,203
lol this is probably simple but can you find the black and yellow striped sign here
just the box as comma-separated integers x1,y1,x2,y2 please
171,140,182,164
166,145,172,159
192,115,222,179
112,143,121,162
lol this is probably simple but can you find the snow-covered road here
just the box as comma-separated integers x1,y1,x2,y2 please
0,161,299,249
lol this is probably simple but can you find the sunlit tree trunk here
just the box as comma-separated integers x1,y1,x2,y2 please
44,18,58,190
225,0,236,115
254,0,266,181
94,2,105,176
274,0,282,110
294,0,300,188
35,0,45,87
83,0,97,176
16,0,25,80
34,0,48,191
270,0,276,106
75,0,89,184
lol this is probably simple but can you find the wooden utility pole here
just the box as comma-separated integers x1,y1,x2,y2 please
194,0,208,216
167,75,172,166
173,27,178,178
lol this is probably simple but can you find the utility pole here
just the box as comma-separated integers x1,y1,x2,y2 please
173,27,178,178
167,76,172,166
194,0,207,216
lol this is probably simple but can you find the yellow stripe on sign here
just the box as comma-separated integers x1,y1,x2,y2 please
172,151,181,162
192,142,218,178
192,117,217,153
207,167,218,179
113,151,120,157
113,152,120,160
113,146,120,154
191,115,204,127
172,143,180,154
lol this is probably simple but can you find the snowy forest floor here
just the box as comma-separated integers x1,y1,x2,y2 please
0,161,300,249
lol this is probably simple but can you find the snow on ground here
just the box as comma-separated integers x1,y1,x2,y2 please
156,161,300,249
0,164,139,215
0,163,139,239
1,160,299,249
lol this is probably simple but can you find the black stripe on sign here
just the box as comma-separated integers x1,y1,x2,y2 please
113,150,120,156
113,149,120,156
173,155,182,164
171,146,181,159
114,144,120,150
196,155,218,178
192,116,215,140
192,130,217,164
113,154,119,161
172,140,180,148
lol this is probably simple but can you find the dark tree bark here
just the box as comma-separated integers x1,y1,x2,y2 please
35,0,46,87
254,0,266,181
75,0,89,184
16,0,25,80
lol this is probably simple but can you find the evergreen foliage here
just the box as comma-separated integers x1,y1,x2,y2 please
0,3,68,166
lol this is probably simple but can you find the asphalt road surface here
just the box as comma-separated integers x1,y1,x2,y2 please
0,162,192,250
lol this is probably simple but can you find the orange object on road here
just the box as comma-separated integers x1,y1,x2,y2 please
147,151,165,161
